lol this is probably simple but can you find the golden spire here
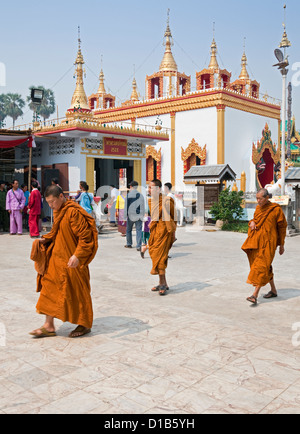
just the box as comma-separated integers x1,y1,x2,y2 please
207,22,218,69
239,42,250,80
280,5,291,49
159,9,178,72
69,27,90,111
98,69,106,95
131,77,139,101
208,38,219,69
97,55,106,95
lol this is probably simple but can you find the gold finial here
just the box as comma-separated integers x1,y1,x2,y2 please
280,5,291,48
239,38,250,80
131,78,139,102
68,27,90,111
159,9,177,72
130,65,139,101
208,24,219,69
98,69,106,95
208,39,219,69
97,56,106,95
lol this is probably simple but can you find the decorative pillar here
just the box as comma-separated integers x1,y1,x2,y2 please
134,160,142,186
240,171,246,192
131,118,136,129
86,157,95,194
217,104,225,164
170,112,176,187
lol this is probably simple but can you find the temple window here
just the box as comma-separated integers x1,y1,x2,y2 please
179,77,188,96
201,74,211,90
251,85,258,98
89,97,98,110
150,78,161,99
181,139,207,177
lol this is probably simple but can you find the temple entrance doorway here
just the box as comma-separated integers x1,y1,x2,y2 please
95,158,134,191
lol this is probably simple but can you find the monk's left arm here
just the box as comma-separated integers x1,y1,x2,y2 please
163,197,176,232
70,211,95,266
277,208,288,247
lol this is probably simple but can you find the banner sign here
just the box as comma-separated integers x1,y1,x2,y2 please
104,137,127,156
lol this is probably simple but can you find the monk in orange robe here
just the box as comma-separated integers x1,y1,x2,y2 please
30,185,98,338
148,179,176,296
242,188,287,305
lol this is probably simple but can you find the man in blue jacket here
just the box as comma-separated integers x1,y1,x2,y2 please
124,181,145,251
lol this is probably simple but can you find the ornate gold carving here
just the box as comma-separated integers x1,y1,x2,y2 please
93,89,281,123
36,116,169,142
181,138,207,162
146,145,161,162
252,123,281,165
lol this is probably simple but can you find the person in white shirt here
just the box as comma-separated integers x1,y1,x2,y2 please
164,183,185,227
109,185,119,225
164,183,175,201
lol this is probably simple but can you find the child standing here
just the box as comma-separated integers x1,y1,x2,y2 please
141,214,151,258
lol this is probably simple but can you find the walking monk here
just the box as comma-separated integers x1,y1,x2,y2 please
148,179,176,296
242,188,287,305
30,185,98,338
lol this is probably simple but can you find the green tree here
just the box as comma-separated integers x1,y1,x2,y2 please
210,187,244,223
0,94,8,128
28,86,56,123
4,93,25,129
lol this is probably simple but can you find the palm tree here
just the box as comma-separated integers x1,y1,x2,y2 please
5,93,25,129
28,86,56,124
0,94,8,128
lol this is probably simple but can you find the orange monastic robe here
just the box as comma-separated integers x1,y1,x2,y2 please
36,201,98,329
148,194,176,275
242,202,287,287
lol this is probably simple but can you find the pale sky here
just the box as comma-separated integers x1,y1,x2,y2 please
1,0,299,134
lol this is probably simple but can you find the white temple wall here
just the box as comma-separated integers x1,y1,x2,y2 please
175,107,218,192
29,137,83,192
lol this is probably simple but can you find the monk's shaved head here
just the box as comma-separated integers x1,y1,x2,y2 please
256,188,270,207
257,188,269,198
45,185,63,198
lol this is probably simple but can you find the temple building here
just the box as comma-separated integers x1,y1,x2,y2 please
91,19,281,194
13,18,287,201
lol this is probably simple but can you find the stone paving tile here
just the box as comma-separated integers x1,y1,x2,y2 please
0,228,300,414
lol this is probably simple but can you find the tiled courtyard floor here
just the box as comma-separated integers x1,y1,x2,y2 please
0,226,300,414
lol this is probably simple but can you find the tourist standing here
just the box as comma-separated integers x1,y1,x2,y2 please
28,181,42,238
115,187,128,236
164,182,175,201
109,185,119,225
140,212,151,259
0,181,9,232
78,181,95,215
30,185,98,338
6,180,26,235
21,184,30,230
148,179,176,295
124,181,145,251
242,188,287,305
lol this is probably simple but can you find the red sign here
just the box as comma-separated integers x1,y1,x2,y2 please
104,138,127,156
